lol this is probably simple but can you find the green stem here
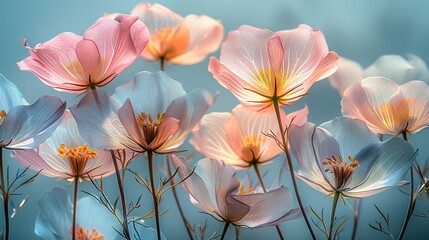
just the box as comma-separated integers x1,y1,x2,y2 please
272,99,316,240
0,147,9,240
351,199,362,240
328,192,340,240
398,131,416,240
166,156,194,240
253,163,284,240
148,151,161,240
220,222,230,240
110,150,130,240
72,176,79,240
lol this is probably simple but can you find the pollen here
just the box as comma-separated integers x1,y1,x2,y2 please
75,226,104,240
58,144,97,178
0,110,6,124
136,112,165,145
238,183,254,195
322,155,360,190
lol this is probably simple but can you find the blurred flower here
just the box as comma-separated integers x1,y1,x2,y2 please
329,54,429,95
0,74,65,149
209,24,338,110
342,77,429,135
191,104,308,168
18,14,149,94
35,187,120,240
130,2,224,65
12,110,121,181
172,156,301,227
289,117,417,198
71,71,214,154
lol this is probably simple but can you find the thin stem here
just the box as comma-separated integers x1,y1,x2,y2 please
398,131,416,240
160,58,165,71
220,222,230,240
272,99,316,240
253,163,284,240
110,150,130,240
351,199,362,240
72,176,79,240
0,147,9,240
148,151,161,240
235,226,240,240
166,156,194,240
328,192,340,240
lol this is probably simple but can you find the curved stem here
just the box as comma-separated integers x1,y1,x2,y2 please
72,176,79,240
253,163,284,240
398,131,416,240
166,156,194,240
148,151,161,240
220,222,230,240
351,199,362,240
0,147,9,240
110,150,130,240
328,192,340,240
272,99,316,240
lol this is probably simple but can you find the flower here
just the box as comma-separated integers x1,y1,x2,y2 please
329,54,429,95
71,71,214,153
12,110,123,181
209,24,338,110
191,104,308,168
341,77,429,135
131,2,224,65
289,117,417,198
35,187,120,240
172,156,301,227
0,74,65,149
18,14,149,94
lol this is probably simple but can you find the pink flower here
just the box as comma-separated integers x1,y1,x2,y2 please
172,156,301,227
329,54,429,96
18,14,149,94
131,2,224,65
209,25,338,110
342,77,429,135
191,104,308,168
12,111,130,181
70,71,214,154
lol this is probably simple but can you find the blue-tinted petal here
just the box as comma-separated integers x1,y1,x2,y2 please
34,214,62,240
35,187,72,239
0,95,65,149
128,219,167,240
77,197,120,240
320,117,379,157
113,71,186,117
347,137,417,197
0,73,28,112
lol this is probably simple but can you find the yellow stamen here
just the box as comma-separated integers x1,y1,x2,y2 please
58,144,97,178
322,155,360,190
75,226,104,240
0,110,6,124
238,182,254,195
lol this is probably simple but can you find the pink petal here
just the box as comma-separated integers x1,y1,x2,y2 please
190,112,246,168
117,99,148,150
131,3,183,34
209,57,270,109
364,55,414,84
328,57,364,96
76,39,101,81
149,117,180,151
168,15,224,65
82,150,116,180
284,105,309,127
399,80,429,133
342,77,409,135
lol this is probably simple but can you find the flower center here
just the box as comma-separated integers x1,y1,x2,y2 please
0,110,6,125
146,26,190,60
75,226,104,240
58,144,97,178
136,112,165,144
241,135,266,163
322,155,360,190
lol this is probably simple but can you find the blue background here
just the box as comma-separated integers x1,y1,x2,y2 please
1,0,429,239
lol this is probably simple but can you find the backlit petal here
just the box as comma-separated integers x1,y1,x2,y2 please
328,57,364,96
